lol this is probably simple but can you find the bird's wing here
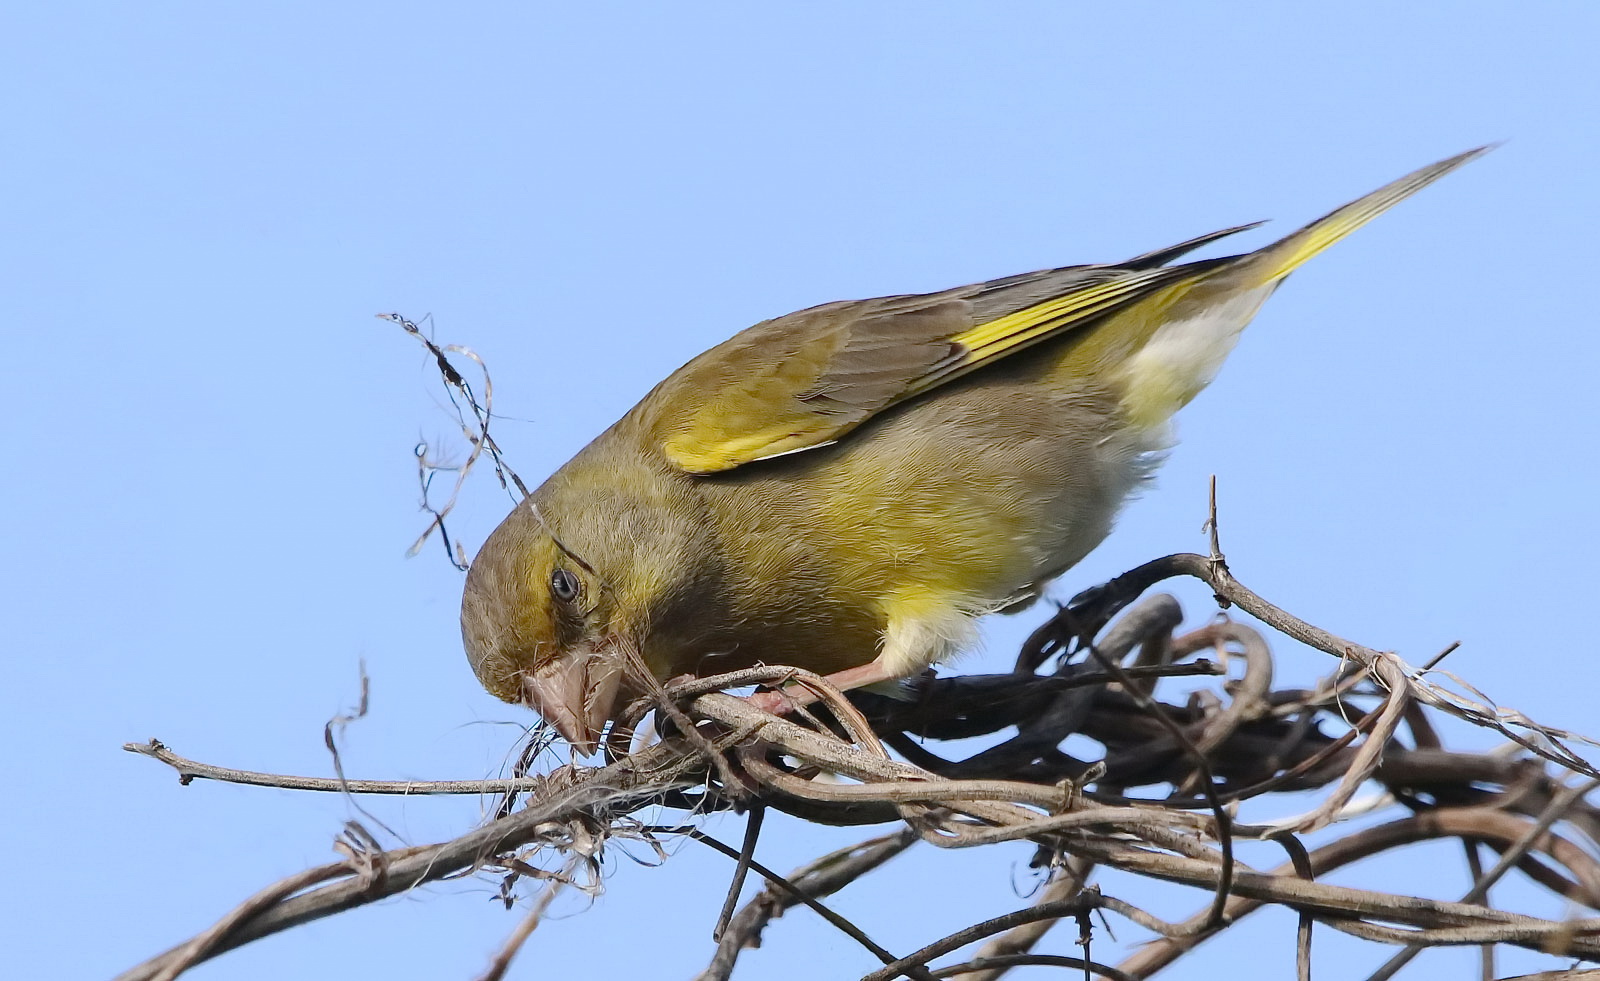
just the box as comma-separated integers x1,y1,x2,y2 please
640,239,1251,475
637,223,1263,475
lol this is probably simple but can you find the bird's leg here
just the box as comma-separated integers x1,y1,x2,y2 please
747,658,899,716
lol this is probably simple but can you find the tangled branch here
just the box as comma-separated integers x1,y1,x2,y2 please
118,552,1600,981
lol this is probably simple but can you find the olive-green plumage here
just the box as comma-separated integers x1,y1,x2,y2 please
461,147,1487,752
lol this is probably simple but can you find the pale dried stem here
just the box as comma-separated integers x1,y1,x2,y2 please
118,560,1600,981
958,857,1094,981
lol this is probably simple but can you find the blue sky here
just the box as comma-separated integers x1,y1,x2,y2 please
7,3,1599,979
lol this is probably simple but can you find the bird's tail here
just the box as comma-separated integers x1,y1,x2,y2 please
1236,144,1495,288
1107,145,1492,431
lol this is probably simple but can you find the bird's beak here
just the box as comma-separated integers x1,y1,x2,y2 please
522,647,625,756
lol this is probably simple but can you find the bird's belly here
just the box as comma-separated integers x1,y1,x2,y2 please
822,377,1156,603
697,369,1156,676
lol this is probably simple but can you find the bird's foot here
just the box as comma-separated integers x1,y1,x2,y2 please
662,672,699,695
747,686,800,717
747,659,899,721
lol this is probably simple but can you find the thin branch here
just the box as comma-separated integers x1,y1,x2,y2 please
958,858,1094,981
146,862,358,981
1080,640,1235,928
475,857,578,981
380,312,527,568
861,895,1108,981
1466,840,1495,981
124,738,549,795
713,804,765,942
1365,778,1600,981
694,827,920,981
1270,831,1315,981
118,556,1600,981
683,826,933,981
114,742,707,981
930,954,1135,980
1116,807,1600,978
1095,554,1600,778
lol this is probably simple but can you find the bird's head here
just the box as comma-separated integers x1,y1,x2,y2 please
460,497,627,754
459,458,722,755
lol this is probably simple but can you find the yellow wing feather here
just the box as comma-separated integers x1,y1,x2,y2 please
651,146,1490,474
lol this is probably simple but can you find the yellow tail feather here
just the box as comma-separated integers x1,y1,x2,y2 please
1110,145,1493,430
1243,144,1495,287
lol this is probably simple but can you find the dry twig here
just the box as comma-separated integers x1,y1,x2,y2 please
121,562,1600,981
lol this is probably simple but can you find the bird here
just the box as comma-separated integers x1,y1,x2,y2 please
460,146,1488,754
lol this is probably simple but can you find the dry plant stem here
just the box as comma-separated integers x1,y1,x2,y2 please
475,857,578,981
684,696,1600,960
930,954,1135,980
713,804,765,942
1107,554,1600,778
860,890,1184,981
694,827,921,981
1175,621,1274,760
124,739,549,795
1215,701,1380,803
1322,918,1597,946
1439,780,1600,903
123,681,1600,980
623,643,746,793
1115,806,1600,978
1288,656,1411,834
1270,831,1316,981
1364,777,1600,981
382,312,526,567
1020,591,1184,676
617,664,891,768
731,738,1223,870
1465,841,1494,981
684,827,937,981
114,741,707,981
958,858,1094,981
1067,836,1600,953
860,896,1107,981
146,862,354,981
1080,640,1235,928
1206,473,1223,562
120,557,1600,980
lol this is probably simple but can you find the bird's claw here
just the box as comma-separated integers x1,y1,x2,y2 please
747,687,799,717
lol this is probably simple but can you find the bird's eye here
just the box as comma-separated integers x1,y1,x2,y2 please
549,568,580,603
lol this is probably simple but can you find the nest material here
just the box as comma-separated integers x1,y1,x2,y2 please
120,555,1600,981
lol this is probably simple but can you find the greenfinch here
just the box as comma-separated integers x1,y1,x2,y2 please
461,147,1487,753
